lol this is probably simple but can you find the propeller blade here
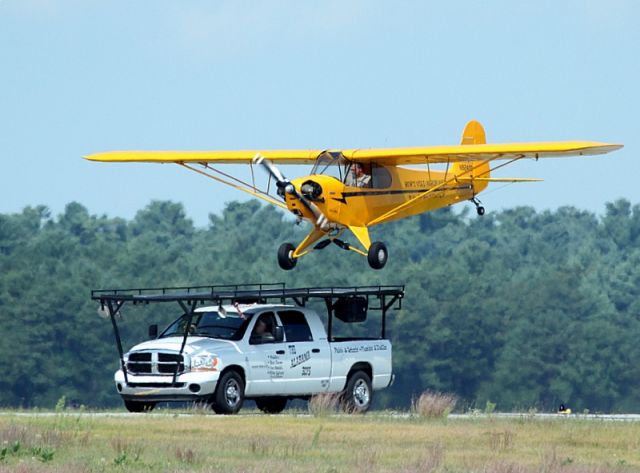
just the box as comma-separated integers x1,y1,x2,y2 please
288,187,328,228
252,153,330,230
252,153,287,184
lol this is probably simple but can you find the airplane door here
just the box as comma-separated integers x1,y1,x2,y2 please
274,310,331,395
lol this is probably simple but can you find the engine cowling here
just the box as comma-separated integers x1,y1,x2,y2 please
300,180,323,201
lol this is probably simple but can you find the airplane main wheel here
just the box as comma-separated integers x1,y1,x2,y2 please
477,206,485,216
277,242,297,270
367,242,388,270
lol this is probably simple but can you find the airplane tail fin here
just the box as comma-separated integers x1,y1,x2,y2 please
452,120,491,194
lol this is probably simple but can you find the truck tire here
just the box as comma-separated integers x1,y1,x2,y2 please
342,371,372,413
255,397,288,414
123,400,156,413
211,370,245,415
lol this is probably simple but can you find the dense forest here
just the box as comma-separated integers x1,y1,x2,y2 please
1,199,640,412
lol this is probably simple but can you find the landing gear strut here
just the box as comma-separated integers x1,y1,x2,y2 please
471,197,485,216
277,229,389,271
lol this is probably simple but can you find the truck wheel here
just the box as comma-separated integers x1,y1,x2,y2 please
211,371,244,415
278,243,297,270
255,397,288,414
367,242,388,270
342,371,373,413
123,400,156,413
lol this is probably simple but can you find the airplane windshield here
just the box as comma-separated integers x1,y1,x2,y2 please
160,311,253,341
310,151,348,181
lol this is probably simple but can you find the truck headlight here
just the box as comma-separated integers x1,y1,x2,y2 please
190,355,219,372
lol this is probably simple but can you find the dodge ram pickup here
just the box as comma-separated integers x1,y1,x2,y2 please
92,284,404,414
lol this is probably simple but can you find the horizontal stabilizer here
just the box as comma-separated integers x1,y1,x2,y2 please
457,177,543,183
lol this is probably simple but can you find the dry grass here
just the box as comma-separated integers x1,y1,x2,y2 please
399,442,444,473
412,390,457,418
1,411,639,472
485,429,515,451
472,460,630,473
307,392,340,416
175,446,197,464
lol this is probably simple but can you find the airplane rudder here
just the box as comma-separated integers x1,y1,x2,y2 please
460,120,486,145
456,120,490,192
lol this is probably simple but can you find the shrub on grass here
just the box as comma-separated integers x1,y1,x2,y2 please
412,391,457,418
308,393,339,417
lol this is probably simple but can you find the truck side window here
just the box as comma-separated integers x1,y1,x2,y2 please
278,310,313,342
249,312,277,345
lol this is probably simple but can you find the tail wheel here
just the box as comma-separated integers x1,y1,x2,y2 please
367,242,388,270
477,206,485,216
341,371,372,413
255,397,288,414
211,371,245,415
277,242,297,270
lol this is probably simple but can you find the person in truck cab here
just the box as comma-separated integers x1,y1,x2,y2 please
250,314,276,344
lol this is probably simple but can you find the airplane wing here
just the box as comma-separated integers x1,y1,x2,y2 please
344,141,622,165
85,141,621,166
84,150,322,165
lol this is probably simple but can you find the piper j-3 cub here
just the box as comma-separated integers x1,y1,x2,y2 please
86,120,621,270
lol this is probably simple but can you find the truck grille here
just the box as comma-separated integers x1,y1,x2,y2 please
126,351,185,375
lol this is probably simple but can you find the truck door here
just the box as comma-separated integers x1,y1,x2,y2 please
245,312,287,396
275,310,331,395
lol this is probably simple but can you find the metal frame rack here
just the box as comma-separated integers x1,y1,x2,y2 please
92,283,404,386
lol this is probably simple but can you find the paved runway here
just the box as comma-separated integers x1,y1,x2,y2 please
2,411,640,421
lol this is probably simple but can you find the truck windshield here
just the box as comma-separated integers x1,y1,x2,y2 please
160,311,253,341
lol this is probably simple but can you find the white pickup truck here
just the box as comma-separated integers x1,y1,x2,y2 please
94,285,404,414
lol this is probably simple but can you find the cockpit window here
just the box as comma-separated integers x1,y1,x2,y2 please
310,151,348,181
344,163,392,189
371,164,392,188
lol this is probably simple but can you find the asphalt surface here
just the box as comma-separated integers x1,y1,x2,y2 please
2,411,640,421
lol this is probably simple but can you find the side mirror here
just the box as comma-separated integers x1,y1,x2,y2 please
273,326,284,342
148,324,158,339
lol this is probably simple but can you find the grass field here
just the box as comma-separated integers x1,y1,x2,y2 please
1,410,639,472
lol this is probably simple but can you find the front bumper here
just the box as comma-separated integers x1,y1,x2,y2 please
115,370,220,402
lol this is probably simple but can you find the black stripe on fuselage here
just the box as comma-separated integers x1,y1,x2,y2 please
333,185,473,201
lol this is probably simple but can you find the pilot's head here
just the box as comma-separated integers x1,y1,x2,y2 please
353,163,365,177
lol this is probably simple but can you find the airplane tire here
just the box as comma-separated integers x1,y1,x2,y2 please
277,243,297,270
477,206,485,216
367,242,388,270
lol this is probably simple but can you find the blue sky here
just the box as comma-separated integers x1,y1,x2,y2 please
1,0,637,226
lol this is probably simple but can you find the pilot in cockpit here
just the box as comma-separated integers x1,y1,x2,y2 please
345,162,371,188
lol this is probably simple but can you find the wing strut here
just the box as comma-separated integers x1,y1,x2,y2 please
367,157,522,226
178,163,288,210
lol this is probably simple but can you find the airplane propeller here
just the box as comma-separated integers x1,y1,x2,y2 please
252,154,329,230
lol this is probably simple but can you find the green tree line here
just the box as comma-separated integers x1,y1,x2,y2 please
1,199,639,412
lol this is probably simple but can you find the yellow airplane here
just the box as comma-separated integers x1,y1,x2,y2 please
86,120,622,270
